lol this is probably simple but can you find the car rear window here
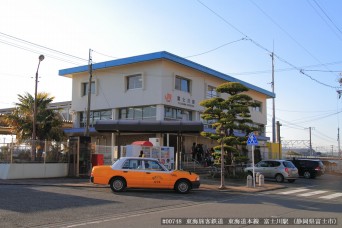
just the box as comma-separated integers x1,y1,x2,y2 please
283,161,296,168
318,161,324,167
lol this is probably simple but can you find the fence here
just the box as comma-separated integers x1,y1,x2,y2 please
0,140,68,164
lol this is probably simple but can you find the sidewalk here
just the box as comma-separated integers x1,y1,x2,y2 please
0,175,286,193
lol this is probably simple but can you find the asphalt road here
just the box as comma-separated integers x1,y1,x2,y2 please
0,174,341,228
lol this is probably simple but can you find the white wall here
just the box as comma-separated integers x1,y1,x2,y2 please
0,163,68,179
70,58,269,127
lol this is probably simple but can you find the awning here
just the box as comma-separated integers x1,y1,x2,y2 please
94,120,203,133
131,141,154,146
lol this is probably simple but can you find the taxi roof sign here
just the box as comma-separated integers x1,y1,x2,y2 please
247,132,259,145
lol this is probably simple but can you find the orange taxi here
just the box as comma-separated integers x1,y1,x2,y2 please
90,157,200,193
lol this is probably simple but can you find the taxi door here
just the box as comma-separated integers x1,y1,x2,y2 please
142,160,172,189
120,159,144,188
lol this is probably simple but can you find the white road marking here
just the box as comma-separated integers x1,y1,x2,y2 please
318,193,342,200
298,190,328,197
278,188,309,195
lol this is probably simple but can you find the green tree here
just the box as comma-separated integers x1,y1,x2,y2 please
200,82,260,164
5,92,65,142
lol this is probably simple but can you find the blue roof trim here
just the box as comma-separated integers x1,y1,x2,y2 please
59,51,275,98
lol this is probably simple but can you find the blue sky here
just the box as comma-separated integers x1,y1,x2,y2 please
1,0,341,154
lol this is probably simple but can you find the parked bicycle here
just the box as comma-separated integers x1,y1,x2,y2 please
209,163,227,178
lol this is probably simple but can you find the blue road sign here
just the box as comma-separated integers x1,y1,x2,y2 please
247,132,259,145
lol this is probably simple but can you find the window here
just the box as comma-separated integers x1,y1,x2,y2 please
164,107,192,120
81,81,95,96
127,74,142,90
119,106,156,120
206,85,218,98
80,109,112,127
202,119,218,129
252,101,262,113
175,76,190,93
122,159,139,169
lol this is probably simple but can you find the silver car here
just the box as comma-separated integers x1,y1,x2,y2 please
244,160,299,183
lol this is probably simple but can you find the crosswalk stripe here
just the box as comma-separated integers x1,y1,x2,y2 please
278,188,309,195
298,190,328,197
318,193,342,199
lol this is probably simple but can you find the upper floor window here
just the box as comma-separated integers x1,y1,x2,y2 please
82,81,95,96
175,76,190,93
127,74,142,90
206,85,218,98
252,101,262,113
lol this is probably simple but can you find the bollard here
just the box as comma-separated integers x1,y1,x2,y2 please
255,172,260,184
259,174,264,186
247,175,252,188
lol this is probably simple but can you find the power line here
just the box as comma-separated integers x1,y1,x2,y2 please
0,38,85,66
0,32,88,62
92,50,118,60
304,69,341,73
313,0,342,36
307,0,342,42
250,0,337,77
185,38,246,58
197,0,339,89
229,60,342,76
267,107,337,113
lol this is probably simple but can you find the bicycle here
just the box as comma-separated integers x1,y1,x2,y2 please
209,163,227,178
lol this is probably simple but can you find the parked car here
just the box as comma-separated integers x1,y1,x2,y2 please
288,158,325,179
90,157,200,193
244,160,298,183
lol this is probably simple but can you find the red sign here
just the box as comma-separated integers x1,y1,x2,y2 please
165,93,172,102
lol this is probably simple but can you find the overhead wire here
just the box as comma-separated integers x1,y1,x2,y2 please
229,60,342,76
92,50,118,60
184,38,246,58
313,0,342,37
307,0,342,42
0,32,88,63
197,0,339,89
250,0,337,76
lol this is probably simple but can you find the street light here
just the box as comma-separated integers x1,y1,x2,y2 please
32,55,44,159
219,126,225,189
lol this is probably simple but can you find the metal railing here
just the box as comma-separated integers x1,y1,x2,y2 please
0,140,68,163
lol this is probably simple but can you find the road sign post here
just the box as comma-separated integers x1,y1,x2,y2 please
247,132,259,188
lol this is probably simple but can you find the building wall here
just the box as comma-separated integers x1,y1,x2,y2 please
69,59,268,126
67,57,270,160
71,60,164,112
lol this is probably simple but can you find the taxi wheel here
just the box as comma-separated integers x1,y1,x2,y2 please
175,179,190,194
110,177,126,192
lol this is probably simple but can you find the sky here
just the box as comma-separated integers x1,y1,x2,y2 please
1,0,342,154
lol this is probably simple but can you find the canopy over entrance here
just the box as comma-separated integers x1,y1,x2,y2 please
131,141,154,146
94,120,203,133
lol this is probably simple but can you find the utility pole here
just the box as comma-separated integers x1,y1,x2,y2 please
306,127,315,156
271,52,276,143
338,128,341,158
331,145,334,157
85,49,93,137
276,121,282,159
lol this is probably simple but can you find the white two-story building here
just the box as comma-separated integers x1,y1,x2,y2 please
59,51,275,164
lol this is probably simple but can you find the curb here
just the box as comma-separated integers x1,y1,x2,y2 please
0,177,287,193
